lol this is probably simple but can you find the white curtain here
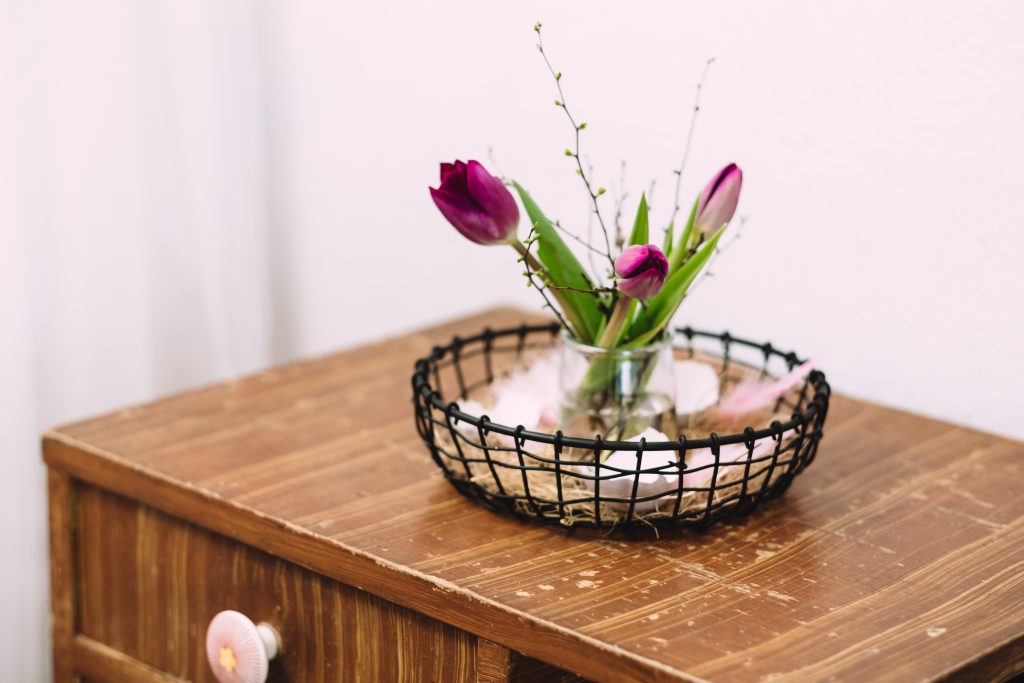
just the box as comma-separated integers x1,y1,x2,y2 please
0,4,286,680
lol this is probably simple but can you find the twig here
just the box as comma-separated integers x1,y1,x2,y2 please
519,227,571,330
534,22,615,272
582,156,603,282
613,161,628,249
554,220,611,257
586,202,600,280
668,58,715,233
486,146,508,181
547,283,618,295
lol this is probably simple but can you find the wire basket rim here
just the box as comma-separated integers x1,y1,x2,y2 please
412,321,831,452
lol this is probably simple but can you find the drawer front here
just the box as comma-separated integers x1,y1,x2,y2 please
73,484,480,682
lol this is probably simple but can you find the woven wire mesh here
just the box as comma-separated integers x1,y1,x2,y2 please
412,322,830,530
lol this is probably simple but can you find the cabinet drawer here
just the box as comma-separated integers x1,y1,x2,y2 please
74,484,480,682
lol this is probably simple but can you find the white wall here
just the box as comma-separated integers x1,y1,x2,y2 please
265,0,1024,437
1,1,1022,679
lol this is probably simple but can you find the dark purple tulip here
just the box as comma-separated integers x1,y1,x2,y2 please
695,163,743,234
615,244,669,300
429,160,520,245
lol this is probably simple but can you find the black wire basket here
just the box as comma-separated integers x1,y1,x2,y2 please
412,322,830,531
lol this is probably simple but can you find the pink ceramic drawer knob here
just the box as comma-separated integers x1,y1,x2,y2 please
205,610,281,683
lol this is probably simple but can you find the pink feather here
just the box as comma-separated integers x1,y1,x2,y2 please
718,359,816,418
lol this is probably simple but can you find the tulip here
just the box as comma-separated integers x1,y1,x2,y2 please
429,160,520,245
597,244,669,347
614,244,669,301
432,160,595,340
694,163,742,236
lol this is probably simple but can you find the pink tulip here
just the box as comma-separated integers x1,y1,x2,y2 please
429,160,520,245
615,245,669,300
695,163,742,234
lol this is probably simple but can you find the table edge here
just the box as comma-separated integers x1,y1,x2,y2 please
43,429,705,683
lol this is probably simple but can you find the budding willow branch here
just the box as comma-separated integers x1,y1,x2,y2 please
535,23,616,275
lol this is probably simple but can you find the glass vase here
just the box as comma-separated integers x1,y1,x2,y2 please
558,334,678,444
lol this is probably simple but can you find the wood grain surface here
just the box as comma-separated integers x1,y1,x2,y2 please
48,469,76,682
74,636,188,683
45,307,1024,683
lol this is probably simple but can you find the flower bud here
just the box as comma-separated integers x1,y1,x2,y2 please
615,244,668,300
695,163,742,235
429,160,520,245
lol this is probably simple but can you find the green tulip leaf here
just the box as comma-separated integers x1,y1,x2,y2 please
627,193,649,246
668,194,701,273
662,220,674,259
513,182,602,342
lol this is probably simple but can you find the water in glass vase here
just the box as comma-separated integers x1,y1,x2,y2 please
558,334,678,448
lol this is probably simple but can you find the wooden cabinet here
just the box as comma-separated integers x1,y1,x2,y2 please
50,479,579,682
73,484,481,681
46,308,1024,682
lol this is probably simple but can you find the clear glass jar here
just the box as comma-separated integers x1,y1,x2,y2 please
558,334,678,442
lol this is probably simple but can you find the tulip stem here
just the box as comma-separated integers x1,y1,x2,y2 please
511,239,582,339
597,295,633,348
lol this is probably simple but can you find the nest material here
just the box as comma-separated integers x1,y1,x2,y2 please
438,350,803,527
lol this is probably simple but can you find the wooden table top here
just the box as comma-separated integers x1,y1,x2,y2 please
44,307,1024,683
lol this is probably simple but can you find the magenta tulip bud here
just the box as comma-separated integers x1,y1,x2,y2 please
615,245,669,300
429,160,520,245
695,163,743,234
